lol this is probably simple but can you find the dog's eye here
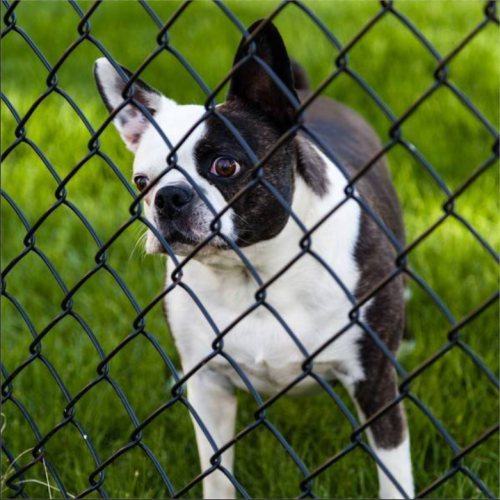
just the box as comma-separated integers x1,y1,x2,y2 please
134,175,149,192
210,157,241,178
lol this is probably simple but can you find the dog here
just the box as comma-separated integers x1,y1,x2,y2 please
94,19,414,500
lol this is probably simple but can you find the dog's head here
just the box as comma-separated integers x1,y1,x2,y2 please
94,20,301,257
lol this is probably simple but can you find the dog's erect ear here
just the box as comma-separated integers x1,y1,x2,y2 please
94,58,162,153
227,20,299,131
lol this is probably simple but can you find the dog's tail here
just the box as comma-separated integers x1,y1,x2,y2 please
291,59,310,91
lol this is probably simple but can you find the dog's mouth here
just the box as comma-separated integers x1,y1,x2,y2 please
157,221,202,251
151,218,224,256
154,230,235,260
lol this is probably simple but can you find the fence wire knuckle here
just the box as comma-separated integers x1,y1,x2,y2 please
1,0,499,498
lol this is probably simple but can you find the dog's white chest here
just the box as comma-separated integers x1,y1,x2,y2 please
165,248,364,395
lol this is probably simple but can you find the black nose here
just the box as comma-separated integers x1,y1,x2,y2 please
155,184,194,218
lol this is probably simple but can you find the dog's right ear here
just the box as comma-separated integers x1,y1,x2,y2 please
227,20,299,131
94,58,162,153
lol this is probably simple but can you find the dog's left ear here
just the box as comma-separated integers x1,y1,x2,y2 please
94,58,163,153
227,20,299,131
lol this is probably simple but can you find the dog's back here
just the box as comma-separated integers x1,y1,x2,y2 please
295,76,405,247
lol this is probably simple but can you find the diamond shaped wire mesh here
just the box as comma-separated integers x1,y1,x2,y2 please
1,0,499,498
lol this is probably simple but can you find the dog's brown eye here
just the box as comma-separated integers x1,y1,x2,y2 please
134,175,148,192
211,157,240,178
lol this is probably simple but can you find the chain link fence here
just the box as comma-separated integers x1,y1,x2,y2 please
1,0,499,498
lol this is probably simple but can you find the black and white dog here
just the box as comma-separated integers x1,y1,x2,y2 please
95,20,414,500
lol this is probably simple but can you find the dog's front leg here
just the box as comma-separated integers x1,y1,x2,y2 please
345,364,414,499
187,368,237,499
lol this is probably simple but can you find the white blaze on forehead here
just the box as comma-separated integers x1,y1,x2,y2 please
134,99,206,180
134,97,236,243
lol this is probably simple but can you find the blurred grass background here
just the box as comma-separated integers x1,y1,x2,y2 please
1,1,499,498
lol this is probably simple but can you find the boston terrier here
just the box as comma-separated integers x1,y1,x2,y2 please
94,19,414,500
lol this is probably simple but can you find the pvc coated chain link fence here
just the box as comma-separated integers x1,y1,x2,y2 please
1,0,499,499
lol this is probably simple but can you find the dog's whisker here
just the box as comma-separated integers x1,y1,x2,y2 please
231,212,252,228
129,230,148,262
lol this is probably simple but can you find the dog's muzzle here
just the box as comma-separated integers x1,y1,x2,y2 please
153,183,202,248
149,182,232,256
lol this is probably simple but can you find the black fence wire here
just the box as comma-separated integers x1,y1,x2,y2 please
1,0,499,498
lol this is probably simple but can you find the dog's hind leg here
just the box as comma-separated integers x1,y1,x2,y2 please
344,363,414,499
187,368,237,499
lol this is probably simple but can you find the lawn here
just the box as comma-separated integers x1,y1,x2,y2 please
1,1,499,498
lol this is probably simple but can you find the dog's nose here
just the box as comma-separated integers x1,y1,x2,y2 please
155,184,194,218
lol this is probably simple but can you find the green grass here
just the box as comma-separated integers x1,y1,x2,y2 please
1,1,499,498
